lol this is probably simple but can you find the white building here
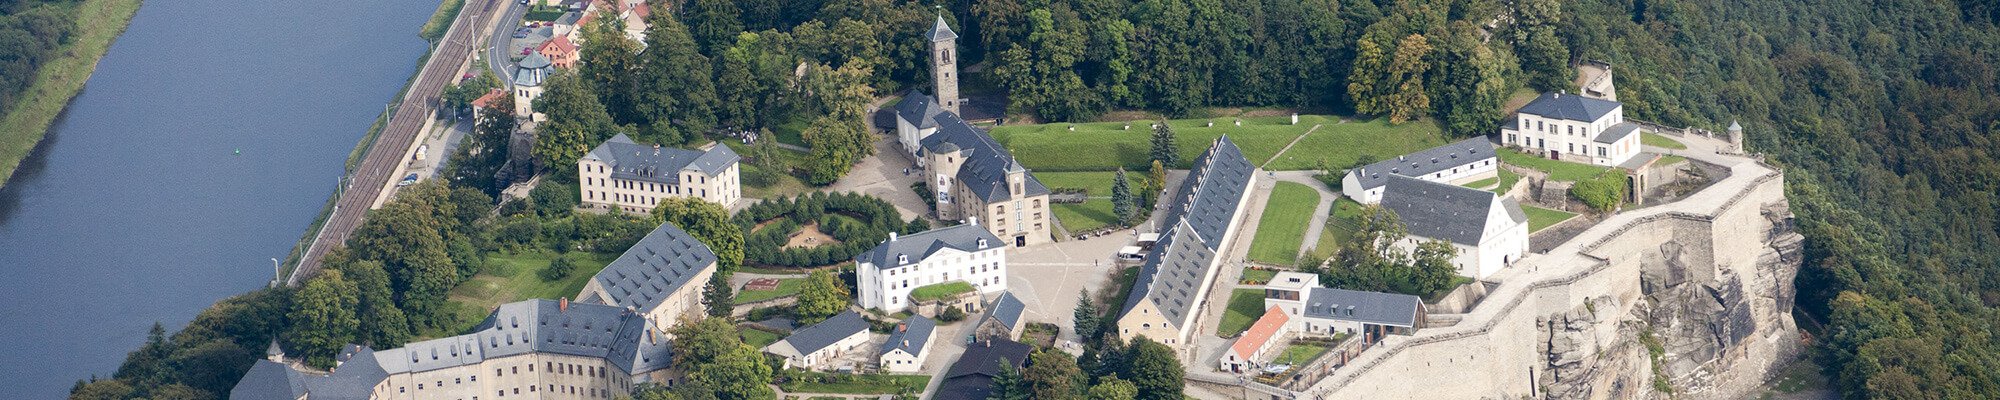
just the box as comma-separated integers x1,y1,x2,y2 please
1499,92,1642,166
878,315,937,373
1341,137,1499,204
1379,175,1530,280
764,311,872,370
1261,272,1423,341
511,53,553,121
577,133,741,213
853,223,1008,313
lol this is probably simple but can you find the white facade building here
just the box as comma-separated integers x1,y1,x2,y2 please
1379,176,1530,280
577,133,741,213
764,311,871,370
1500,92,1642,166
878,315,937,373
853,223,1008,313
1341,137,1499,204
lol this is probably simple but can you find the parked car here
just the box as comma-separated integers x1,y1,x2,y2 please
397,173,420,187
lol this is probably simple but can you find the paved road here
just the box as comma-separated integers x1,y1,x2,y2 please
291,0,501,286
486,0,525,82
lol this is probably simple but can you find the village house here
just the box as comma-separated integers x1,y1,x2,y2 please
893,17,1054,247
1500,92,1642,166
974,292,1027,341
853,223,1008,313
1341,137,1499,204
763,311,871,370
1215,272,1423,373
511,53,553,121
577,133,741,213
576,220,721,329
933,339,1033,400
470,88,507,122
536,36,578,69
1219,305,1290,373
1116,137,1257,351
877,315,937,373
1379,175,1529,280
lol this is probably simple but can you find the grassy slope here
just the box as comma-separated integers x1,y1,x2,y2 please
992,115,1334,171
1247,182,1321,264
1498,148,1610,182
418,0,466,41
442,251,617,333
0,0,144,188
1217,288,1267,337
1034,171,1120,232
735,277,804,303
1641,132,1687,150
1522,205,1577,233
1262,118,1452,171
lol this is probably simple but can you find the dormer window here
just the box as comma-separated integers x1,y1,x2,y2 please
977,238,988,248
898,254,909,264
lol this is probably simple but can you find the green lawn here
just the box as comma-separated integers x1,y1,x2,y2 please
1262,118,1453,171
740,328,783,349
1523,205,1577,233
1035,171,1122,232
1656,154,1688,166
779,373,932,395
736,278,805,303
910,281,976,302
1273,343,1331,365
1495,168,1522,193
1310,199,1366,260
1239,268,1278,284
991,115,1336,171
1642,133,1688,150
1217,289,1268,337
1498,148,1610,182
1247,182,1322,264
442,250,617,334
772,116,811,147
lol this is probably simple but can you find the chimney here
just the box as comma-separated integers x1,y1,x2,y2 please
968,217,979,226
983,339,991,347
889,232,898,242
902,339,911,347
898,323,907,332
559,297,569,312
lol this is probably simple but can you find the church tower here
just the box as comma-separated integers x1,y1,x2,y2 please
926,15,961,114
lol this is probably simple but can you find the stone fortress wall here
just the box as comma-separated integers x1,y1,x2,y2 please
1301,155,1801,400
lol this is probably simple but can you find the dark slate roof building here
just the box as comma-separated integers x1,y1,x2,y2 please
1516,92,1622,122
1379,175,1527,246
976,292,1027,340
880,315,937,358
856,223,1002,269
773,311,870,356
1116,137,1256,346
582,133,740,185
919,112,1052,203
1301,287,1424,328
1595,122,1642,144
934,339,1033,400
893,91,944,130
1343,137,1497,192
579,220,720,315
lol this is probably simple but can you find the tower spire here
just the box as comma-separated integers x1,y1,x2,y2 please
927,15,961,114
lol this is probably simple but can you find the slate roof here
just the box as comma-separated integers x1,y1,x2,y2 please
925,15,958,42
893,91,943,130
1595,122,1641,144
582,220,720,312
857,223,1002,269
880,315,937,358
1378,175,1527,246
1346,137,1496,191
983,292,1025,330
935,339,1032,400
1301,287,1422,327
1516,92,1622,122
582,133,740,184
919,112,1051,202
1118,137,1255,326
230,360,307,400
776,311,870,355
555,11,582,26
514,53,551,87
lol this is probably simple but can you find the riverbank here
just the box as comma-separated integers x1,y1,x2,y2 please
0,0,144,189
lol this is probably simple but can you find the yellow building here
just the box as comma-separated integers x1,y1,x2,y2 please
578,133,741,214
1116,137,1257,351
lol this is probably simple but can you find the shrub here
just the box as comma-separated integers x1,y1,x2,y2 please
540,254,576,281
1570,170,1630,213
938,305,967,322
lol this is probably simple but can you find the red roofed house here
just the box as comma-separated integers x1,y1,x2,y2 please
1219,305,1291,373
537,37,578,68
470,88,507,122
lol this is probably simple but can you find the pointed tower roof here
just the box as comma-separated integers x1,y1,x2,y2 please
1729,120,1743,131
926,15,958,42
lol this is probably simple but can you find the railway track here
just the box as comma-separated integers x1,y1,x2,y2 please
289,0,499,286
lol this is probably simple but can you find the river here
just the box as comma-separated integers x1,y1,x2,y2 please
0,0,434,397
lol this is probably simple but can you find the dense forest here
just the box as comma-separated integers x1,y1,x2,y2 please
0,0,78,113
71,0,2000,398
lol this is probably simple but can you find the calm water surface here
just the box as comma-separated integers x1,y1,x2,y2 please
0,0,432,396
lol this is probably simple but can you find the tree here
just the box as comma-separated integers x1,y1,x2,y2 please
988,358,1029,400
67,379,134,400
533,71,615,178
652,197,746,276
442,70,500,115
703,274,734,317
541,254,577,281
801,115,871,185
446,97,517,196
579,10,643,124
681,0,743,56
1111,168,1135,222
530,181,578,218
904,216,931,234
794,269,850,324
287,270,359,369
1381,34,1433,123
1148,122,1177,166
1023,349,1085,398
1346,38,1389,115
1122,337,1183,400
1073,289,1101,340
1086,376,1139,400
671,318,775,400
993,8,1102,122
637,14,719,135
1409,240,1459,294
1428,23,1509,137
1509,0,1572,92
336,259,409,348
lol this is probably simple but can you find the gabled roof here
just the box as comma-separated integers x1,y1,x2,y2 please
471,88,507,109
1595,122,1641,144
538,36,577,56
584,220,720,312
1118,137,1256,325
925,15,958,42
935,339,1031,400
1301,288,1422,327
582,133,741,184
983,292,1025,330
555,11,582,26
857,223,1002,269
1230,306,1290,358
775,311,870,355
229,360,307,400
1378,175,1526,246
880,315,937,358
894,91,944,130
1346,137,1496,191
919,112,1051,202
1516,92,1622,122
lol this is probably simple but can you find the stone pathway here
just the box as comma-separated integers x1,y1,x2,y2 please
1264,171,1339,262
